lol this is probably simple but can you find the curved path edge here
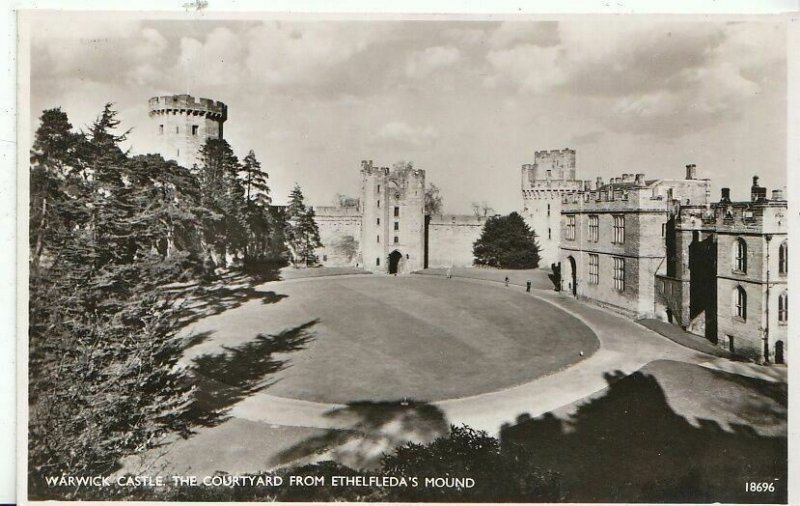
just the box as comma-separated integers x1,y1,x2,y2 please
230,273,715,435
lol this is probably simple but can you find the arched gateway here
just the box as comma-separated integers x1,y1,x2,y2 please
388,250,403,274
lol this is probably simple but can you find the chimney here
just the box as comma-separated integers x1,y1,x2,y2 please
751,175,766,202
596,176,603,189
721,187,731,203
622,173,633,183
685,164,697,180
635,173,646,186
772,189,785,201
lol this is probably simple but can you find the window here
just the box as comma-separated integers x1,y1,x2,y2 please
176,126,180,134
733,286,747,320
377,185,381,192
779,241,788,275
589,254,599,285
322,254,327,262
548,228,552,240
612,215,625,244
566,215,576,241
192,125,199,135
613,257,625,291
547,204,551,217
377,200,380,208
733,238,747,273
376,257,380,266
394,222,399,231
159,124,164,134
394,236,399,244
588,215,599,242
377,218,380,225
394,206,400,217
377,235,380,243
661,223,666,237
778,291,788,323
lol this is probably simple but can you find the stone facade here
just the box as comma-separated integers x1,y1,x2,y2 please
559,167,711,319
427,214,487,268
521,149,583,267
148,94,227,168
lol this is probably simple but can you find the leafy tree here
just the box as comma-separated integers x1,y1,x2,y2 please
472,200,495,218
285,184,322,267
334,235,359,263
424,183,443,215
473,212,541,269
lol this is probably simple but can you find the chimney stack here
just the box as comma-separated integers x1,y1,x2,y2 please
622,173,634,183
596,176,603,189
721,187,731,202
772,189,785,201
751,175,767,202
685,164,697,180
635,173,645,186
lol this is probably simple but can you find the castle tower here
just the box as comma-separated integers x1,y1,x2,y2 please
360,161,426,274
520,148,582,267
148,94,228,168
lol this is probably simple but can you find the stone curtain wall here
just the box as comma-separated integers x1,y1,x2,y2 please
315,206,363,267
427,215,487,268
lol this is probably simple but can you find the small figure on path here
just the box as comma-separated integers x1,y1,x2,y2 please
526,280,532,292
505,276,509,287
446,267,452,279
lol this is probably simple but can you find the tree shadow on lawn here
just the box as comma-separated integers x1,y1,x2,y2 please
184,320,318,429
500,368,787,504
271,400,450,471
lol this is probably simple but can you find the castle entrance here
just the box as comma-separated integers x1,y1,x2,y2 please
388,250,403,274
567,256,577,297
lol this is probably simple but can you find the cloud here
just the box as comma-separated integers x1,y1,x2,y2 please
482,19,784,137
405,46,461,78
488,21,560,48
374,121,439,148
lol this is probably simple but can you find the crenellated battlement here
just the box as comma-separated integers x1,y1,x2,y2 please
149,94,228,120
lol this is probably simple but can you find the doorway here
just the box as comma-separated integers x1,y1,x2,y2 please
388,250,402,274
775,340,785,364
567,256,577,297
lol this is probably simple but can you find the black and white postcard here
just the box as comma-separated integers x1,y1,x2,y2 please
16,7,797,505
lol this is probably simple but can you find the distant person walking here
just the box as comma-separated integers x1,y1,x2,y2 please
504,276,509,287
446,267,452,279
526,280,532,292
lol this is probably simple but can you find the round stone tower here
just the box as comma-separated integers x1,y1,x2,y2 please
148,94,228,168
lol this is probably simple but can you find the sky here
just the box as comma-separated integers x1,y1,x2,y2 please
26,13,788,213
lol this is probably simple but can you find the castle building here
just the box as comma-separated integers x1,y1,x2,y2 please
521,149,583,267
655,177,788,363
559,165,711,318
314,161,486,273
148,94,228,168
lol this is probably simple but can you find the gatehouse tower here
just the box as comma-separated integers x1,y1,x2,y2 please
360,161,426,274
148,94,228,168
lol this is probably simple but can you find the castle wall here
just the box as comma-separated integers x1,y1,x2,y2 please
314,206,362,267
427,215,487,268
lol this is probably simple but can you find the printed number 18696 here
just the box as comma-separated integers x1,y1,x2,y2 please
746,482,775,493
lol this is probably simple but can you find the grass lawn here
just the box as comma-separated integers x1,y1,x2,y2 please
182,276,598,404
502,359,787,503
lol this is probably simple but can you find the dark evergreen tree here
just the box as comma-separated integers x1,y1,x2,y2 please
284,184,322,267
28,106,199,497
473,212,541,269
240,150,272,261
197,138,247,266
